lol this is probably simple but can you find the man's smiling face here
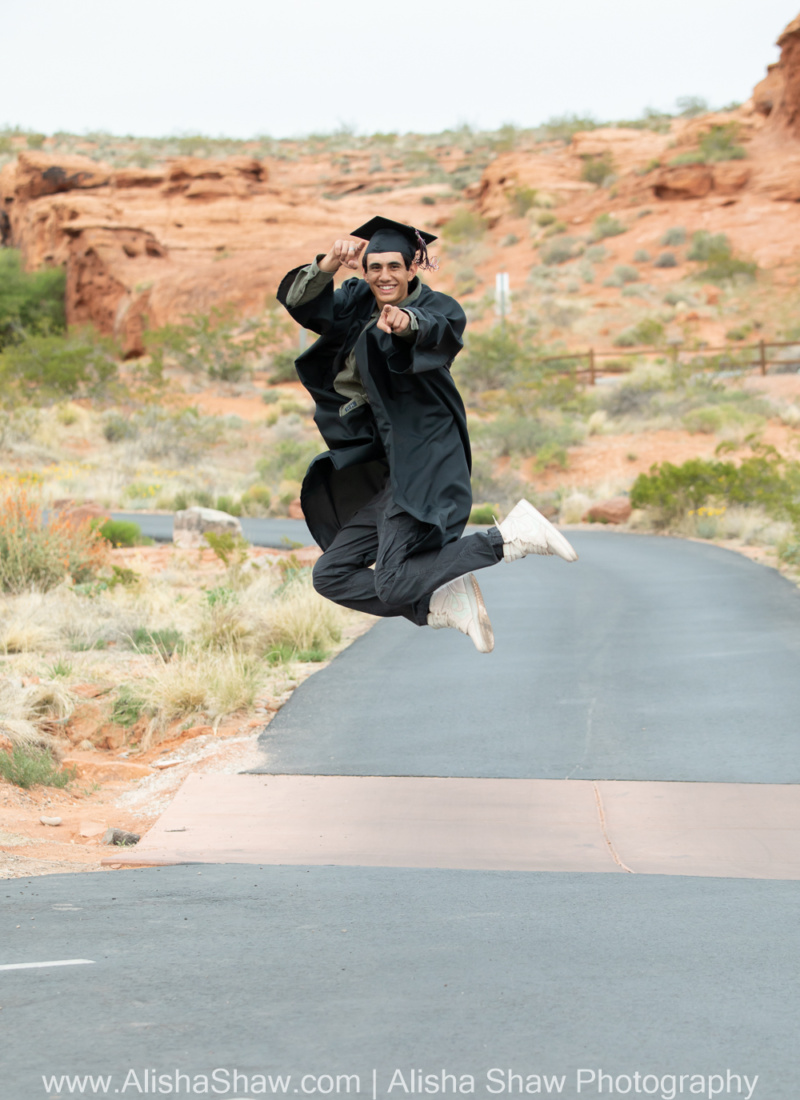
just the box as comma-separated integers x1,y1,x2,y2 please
363,251,418,306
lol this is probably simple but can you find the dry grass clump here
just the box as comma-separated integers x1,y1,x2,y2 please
0,676,75,747
0,482,109,594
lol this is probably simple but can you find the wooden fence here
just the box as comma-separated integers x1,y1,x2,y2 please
538,340,800,385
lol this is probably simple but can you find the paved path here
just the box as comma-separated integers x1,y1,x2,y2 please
109,511,313,548
3,531,800,1098
255,532,800,783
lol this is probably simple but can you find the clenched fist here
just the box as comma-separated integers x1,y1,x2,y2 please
376,304,411,334
318,238,366,273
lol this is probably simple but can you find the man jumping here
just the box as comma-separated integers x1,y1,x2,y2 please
277,215,577,654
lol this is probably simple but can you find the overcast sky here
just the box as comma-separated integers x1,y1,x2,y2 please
2,0,798,139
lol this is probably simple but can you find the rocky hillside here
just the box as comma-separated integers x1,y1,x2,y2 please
3,13,800,358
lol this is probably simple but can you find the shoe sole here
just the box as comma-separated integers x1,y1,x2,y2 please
466,573,495,653
515,500,578,562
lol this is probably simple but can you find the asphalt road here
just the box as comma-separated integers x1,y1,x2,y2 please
3,530,799,1098
109,511,313,548
254,531,800,783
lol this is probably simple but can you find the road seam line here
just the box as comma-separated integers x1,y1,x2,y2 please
0,959,95,971
592,782,635,873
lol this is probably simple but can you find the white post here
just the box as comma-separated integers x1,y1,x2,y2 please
495,272,510,329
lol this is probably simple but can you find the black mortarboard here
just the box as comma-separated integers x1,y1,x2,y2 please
351,216,437,268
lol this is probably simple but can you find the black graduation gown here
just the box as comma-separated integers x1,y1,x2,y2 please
276,267,472,553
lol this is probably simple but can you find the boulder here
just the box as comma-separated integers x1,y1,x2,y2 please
761,15,800,138
712,163,751,194
652,165,714,200
584,497,632,525
173,506,243,548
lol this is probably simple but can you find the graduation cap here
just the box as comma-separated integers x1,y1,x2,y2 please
351,215,438,270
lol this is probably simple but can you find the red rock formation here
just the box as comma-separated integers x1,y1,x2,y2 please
0,149,458,357
756,14,800,136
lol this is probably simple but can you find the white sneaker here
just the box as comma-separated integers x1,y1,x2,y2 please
427,573,494,653
496,499,578,563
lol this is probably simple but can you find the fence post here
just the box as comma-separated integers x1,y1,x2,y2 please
588,347,596,386
759,339,767,376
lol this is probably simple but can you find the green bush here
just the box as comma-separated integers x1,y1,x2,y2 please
591,214,626,241
0,744,77,790
111,684,148,726
130,628,183,659
0,250,66,349
103,413,137,442
509,187,537,217
469,503,497,525
476,414,582,465
698,257,758,285
682,405,763,435
700,123,746,162
540,236,583,265
654,252,678,268
535,211,557,228
257,439,318,483
99,519,143,548
215,494,243,517
580,152,615,186
269,348,298,383
0,330,118,404
613,264,640,285
146,306,290,384
660,226,687,247
633,250,651,263
453,324,537,392
240,483,272,516
687,232,730,262
442,208,487,243
630,451,800,528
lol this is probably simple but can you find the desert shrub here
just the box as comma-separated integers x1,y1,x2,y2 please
580,152,615,186
698,257,757,285
615,318,665,347
700,124,746,163
509,187,537,217
132,406,222,463
257,438,318,483
0,744,76,789
500,234,520,247
0,250,66,349
725,325,753,342
453,324,537,392
111,685,148,726
591,214,626,241
240,483,272,516
542,221,568,237
682,405,763,436
535,211,557,227
0,330,118,405
146,306,290,383
469,503,497,525
630,450,800,529
540,236,583,265
99,519,144,548
215,494,242,517
268,348,298,383
442,208,487,243
633,250,651,263
475,414,582,467
103,412,137,442
661,226,687,247
613,264,640,285
0,484,109,593
687,231,730,262
600,368,670,418
538,114,598,143
131,627,184,659
584,244,608,263
654,252,678,268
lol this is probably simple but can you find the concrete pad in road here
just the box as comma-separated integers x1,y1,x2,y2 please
106,774,800,879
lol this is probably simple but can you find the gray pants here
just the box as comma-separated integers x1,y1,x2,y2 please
311,483,505,626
